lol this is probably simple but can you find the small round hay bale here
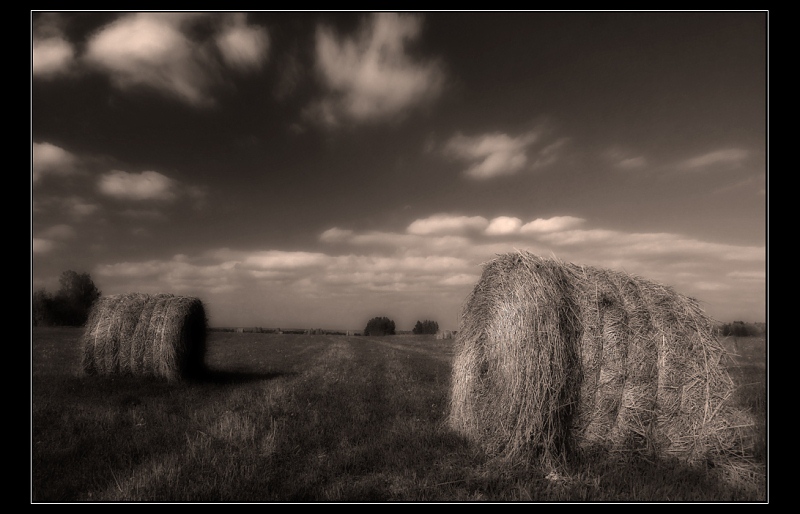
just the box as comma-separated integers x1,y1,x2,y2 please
449,251,754,469
81,293,207,381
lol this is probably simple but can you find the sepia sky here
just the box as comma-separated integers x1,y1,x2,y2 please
32,11,768,330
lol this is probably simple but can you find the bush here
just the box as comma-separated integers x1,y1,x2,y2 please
364,316,396,336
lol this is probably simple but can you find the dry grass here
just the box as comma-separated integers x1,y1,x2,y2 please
449,251,757,477
81,293,207,381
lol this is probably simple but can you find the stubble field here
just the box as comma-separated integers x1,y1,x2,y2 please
31,327,766,502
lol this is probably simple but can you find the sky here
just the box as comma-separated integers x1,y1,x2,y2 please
31,11,768,331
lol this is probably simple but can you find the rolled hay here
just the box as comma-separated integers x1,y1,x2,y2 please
449,251,755,470
81,293,208,381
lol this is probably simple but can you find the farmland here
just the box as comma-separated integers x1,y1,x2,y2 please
31,328,766,502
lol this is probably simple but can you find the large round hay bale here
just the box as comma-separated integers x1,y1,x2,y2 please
449,253,583,467
449,251,755,469
81,293,208,381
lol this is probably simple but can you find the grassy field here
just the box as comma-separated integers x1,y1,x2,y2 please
31,328,767,502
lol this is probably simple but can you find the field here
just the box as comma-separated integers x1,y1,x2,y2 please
31,328,767,502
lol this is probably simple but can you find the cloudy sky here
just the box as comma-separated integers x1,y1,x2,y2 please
32,11,768,331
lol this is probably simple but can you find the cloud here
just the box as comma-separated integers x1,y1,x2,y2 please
33,238,56,254
320,227,355,243
119,208,168,221
241,250,329,271
727,270,766,281
604,147,647,171
617,156,647,170
98,170,178,201
92,211,765,328
214,13,270,71
39,224,76,240
307,12,445,125
33,224,76,255
679,149,749,171
33,195,101,221
83,13,268,106
710,173,767,196
520,216,586,234
33,37,75,78
32,13,75,78
406,214,489,235
66,197,100,218
443,131,539,179
531,137,569,170
33,142,78,182
485,216,523,235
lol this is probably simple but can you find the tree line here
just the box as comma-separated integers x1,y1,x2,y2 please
363,317,442,336
32,271,101,327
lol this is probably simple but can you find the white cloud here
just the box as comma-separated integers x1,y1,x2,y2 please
679,149,749,171
33,36,75,77
32,13,75,78
215,13,270,71
241,251,329,270
83,13,268,106
319,227,355,243
308,12,444,125
520,216,586,234
407,214,489,235
443,131,539,179
33,142,77,182
98,170,177,201
33,238,56,254
485,216,523,235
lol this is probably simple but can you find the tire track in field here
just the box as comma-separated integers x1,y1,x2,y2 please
365,337,455,364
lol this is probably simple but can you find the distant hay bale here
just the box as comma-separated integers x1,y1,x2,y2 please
81,293,208,381
449,251,755,470
436,330,454,339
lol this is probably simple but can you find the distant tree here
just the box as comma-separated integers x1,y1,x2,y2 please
718,320,763,337
364,316,396,336
412,319,439,335
54,270,102,326
32,288,56,327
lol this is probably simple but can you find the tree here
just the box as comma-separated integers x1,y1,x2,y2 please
33,271,102,327
54,270,102,326
32,288,56,327
364,316,396,336
412,319,439,335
